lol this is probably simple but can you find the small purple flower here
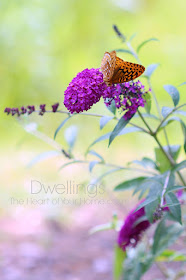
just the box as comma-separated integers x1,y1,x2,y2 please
27,105,35,115
103,81,148,120
39,104,46,115
64,68,107,114
4,107,11,115
21,106,27,114
52,103,59,112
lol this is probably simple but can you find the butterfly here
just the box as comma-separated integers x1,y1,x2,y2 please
101,50,145,86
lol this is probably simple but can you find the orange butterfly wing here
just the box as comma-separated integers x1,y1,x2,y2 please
101,51,116,86
111,56,145,84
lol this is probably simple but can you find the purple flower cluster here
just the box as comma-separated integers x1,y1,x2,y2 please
103,81,148,120
4,103,59,116
118,204,150,251
64,68,107,114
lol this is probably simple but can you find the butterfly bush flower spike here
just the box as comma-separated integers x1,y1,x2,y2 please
103,81,148,120
64,68,107,114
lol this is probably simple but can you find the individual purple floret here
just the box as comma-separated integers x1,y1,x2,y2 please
27,105,35,115
64,68,107,113
52,103,59,112
39,104,46,115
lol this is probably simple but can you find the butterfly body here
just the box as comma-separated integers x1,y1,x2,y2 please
101,51,145,86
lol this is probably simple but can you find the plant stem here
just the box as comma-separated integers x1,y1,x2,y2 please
137,109,155,135
160,171,170,207
138,109,186,186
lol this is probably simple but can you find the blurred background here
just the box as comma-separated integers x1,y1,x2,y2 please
1,0,186,279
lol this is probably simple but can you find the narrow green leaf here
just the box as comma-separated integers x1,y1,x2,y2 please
137,38,159,53
89,127,141,148
109,116,132,146
161,106,173,118
100,116,113,130
143,92,151,114
144,64,159,78
129,32,137,42
89,160,99,172
54,116,71,139
152,220,183,256
92,168,122,185
59,160,84,171
165,193,182,224
132,157,158,170
89,222,113,235
114,245,126,280
145,199,159,223
114,49,134,56
172,160,186,172
135,197,158,212
114,177,147,191
180,121,186,153
27,150,60,168
178,82,186,86
166,185,186,194
64,125,78,149
163,85,180,106
87,150,104,161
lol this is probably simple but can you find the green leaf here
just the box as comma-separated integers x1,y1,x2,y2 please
135,196,158,212
132,157,158,170
180,121,186,153
152,220,183,256
100,116,113,130
165,192,182,224
145,199,159,223
109,115,133,146
163,85,180,106
114,177,147,191
89,222,113,234
166,185,186,194
89,160,99,172
143,92,151,114
144,63,159,78
93,168,122,185
178,82,186,86
54,116,71,139
64,125,78,149
113,245,126,280
87,150,104,161
172,160,186,172
114,49,134,56
137,38,159,53
89,127,141,148
161,106,172,118
129,32,137,42
175,110,186,116
27,150,60,168
155,145,181,173
59,160,84,171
